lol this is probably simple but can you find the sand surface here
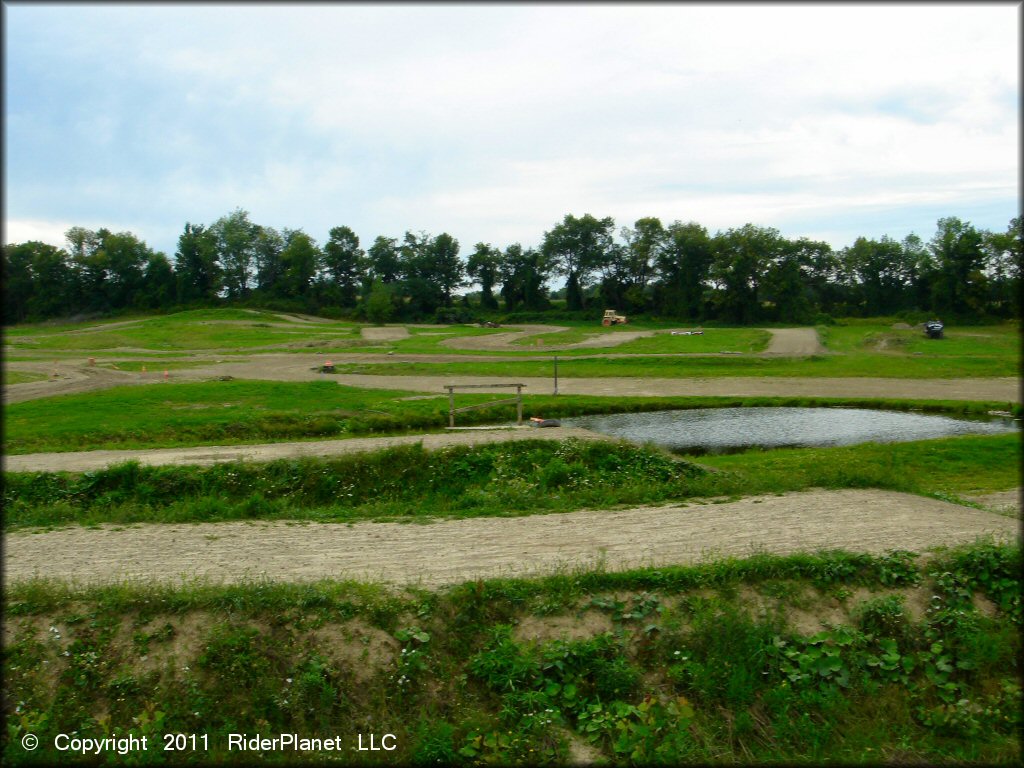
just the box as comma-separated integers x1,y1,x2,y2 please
5,489,1016,588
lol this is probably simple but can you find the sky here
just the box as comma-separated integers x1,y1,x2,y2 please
3,2,1020,262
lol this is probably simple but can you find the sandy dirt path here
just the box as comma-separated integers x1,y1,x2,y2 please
5,355,1018,405
3,427,612,473
764,328,826,355
5,489,1016,587
328,374,1020,402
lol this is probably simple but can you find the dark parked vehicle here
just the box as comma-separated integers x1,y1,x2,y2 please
925,319,944,339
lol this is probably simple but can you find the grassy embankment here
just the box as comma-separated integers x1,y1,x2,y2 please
3,542,1020,764
4,379,1019,455
4,433,1018,530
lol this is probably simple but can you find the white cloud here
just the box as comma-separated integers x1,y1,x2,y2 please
3,3,1019,256
3,220,74,250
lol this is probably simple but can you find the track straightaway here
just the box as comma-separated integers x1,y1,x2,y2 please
5,490,1017,588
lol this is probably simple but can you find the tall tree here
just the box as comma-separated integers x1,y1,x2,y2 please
175,223,221,303
709,224,785,324
655,221,713,319
139,252,176,309
367,236,401,285
426,232,464,307
541,213,616,310
466,242,501,310
2,242,38,323
499,243,552,312
322,226,365,308
211,209,259,299
394,231,463,315
3,241,74,322
66,226,109,313
253,226,286,295
839,236,908,316
620,217,664,294
100,230,152,310
928,217,987,315
762,237,827,323
982,216,1022,317
279,229,321,301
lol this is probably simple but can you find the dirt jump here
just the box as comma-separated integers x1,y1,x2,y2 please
4,489,1017,588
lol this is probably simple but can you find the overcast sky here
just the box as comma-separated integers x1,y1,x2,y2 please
3,2,1019,261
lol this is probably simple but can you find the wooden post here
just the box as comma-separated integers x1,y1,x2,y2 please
448,386,455,428
553,355,558,396
516,385,523,424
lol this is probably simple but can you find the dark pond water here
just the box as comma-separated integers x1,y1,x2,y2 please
562,407,1020,454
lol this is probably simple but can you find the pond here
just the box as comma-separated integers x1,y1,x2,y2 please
561,407,1020,455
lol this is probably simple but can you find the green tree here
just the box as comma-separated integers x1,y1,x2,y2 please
839,236,908,316
3,241,76,322
710,224,785,324
100,230,152,310
982,217,1021,317
541,213,616,310
367,235,401,285
620,217,664,301
762,238,826,323
426,232,464,307
66,226,110,313
175,223,222,303
279,230,321,301
322,226,365,308
928,217,987,315
466,242,501,310
2,242,38,323
364,279,397,324
253,226,286,295
211,209,259,299
139,252,176,309
499,243,552,312
655,221,713,319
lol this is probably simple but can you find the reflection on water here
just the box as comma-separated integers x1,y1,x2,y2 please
562,407,1019,455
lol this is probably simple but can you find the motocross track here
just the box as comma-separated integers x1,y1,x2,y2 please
4,489,1017,587
3,324,1018,405
4,325,1019,588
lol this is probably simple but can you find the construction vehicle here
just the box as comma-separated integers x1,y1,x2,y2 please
602,309,628,327
924,319,944,339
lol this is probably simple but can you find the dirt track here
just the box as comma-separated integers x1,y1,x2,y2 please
4,357,1018,405
2,427,613,473
5,489,1017,587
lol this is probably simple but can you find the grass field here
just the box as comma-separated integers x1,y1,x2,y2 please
3,378,1017,454
0,369,47,385
330,350,1018,378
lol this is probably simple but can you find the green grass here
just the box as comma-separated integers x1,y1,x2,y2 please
821,323,1020,357
4,377,1018,454
4,434,1018,530
332,348,1018,378
4,309,361,352
3,542,1019,765
4,311,1017,377
1,370,47,385
697,432,1022,498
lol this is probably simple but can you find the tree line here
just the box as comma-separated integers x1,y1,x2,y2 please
3,209,1019,325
